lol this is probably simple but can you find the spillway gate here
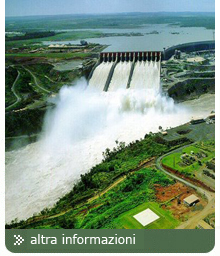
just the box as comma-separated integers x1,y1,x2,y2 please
100,51,162,62
89,51,162,92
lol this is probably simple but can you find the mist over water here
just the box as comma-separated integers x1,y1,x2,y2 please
6,66,197,223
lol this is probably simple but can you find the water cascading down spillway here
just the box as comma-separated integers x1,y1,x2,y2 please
88,51,161,92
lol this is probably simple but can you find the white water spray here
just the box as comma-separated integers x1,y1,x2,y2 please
89,62,113,90
130,61,160,91
5,62,206,223
108,61,132,91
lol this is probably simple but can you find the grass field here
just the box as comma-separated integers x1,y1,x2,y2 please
114,202,180,229
5,52,92,59
161,142,215,177
44,30,104,41
5,30,105,48
5,31,104,50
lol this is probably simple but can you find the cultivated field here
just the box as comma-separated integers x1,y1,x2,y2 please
161,141,215,189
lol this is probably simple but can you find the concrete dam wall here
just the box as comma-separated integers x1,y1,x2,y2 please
163,40,215,60
89,51,162,92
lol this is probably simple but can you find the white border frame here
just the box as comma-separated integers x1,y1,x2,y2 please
1,1,219,255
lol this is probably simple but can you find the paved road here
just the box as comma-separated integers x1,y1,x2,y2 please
45,75,55,83
6,66,51,112
6,70,21,111
176,193,214,229
163,68,214,88
24,67,51,94
156,144,215,229
196,171,215,191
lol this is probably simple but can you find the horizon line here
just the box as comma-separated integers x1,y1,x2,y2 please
5,11,215,19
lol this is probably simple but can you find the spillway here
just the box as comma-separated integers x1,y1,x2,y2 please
108,61,132,91
89,62,113,90
88,51,162,92
149,61,161,92
129,61,160,91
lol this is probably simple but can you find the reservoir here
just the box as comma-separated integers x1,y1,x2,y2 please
43,24,214,52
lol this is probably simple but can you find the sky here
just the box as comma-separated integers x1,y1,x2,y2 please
5,0,215,17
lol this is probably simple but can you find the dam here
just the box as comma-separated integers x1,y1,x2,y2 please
89,51,162,92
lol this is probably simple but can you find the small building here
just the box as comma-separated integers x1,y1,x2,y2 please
186,56,205,63
181,153,188,160
183,194,199,207
48,44,84,50
80,40,88,46
190,118,205,125
174,49,181,59
161,131,168,136
208,113,215,120
29,49,39,53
